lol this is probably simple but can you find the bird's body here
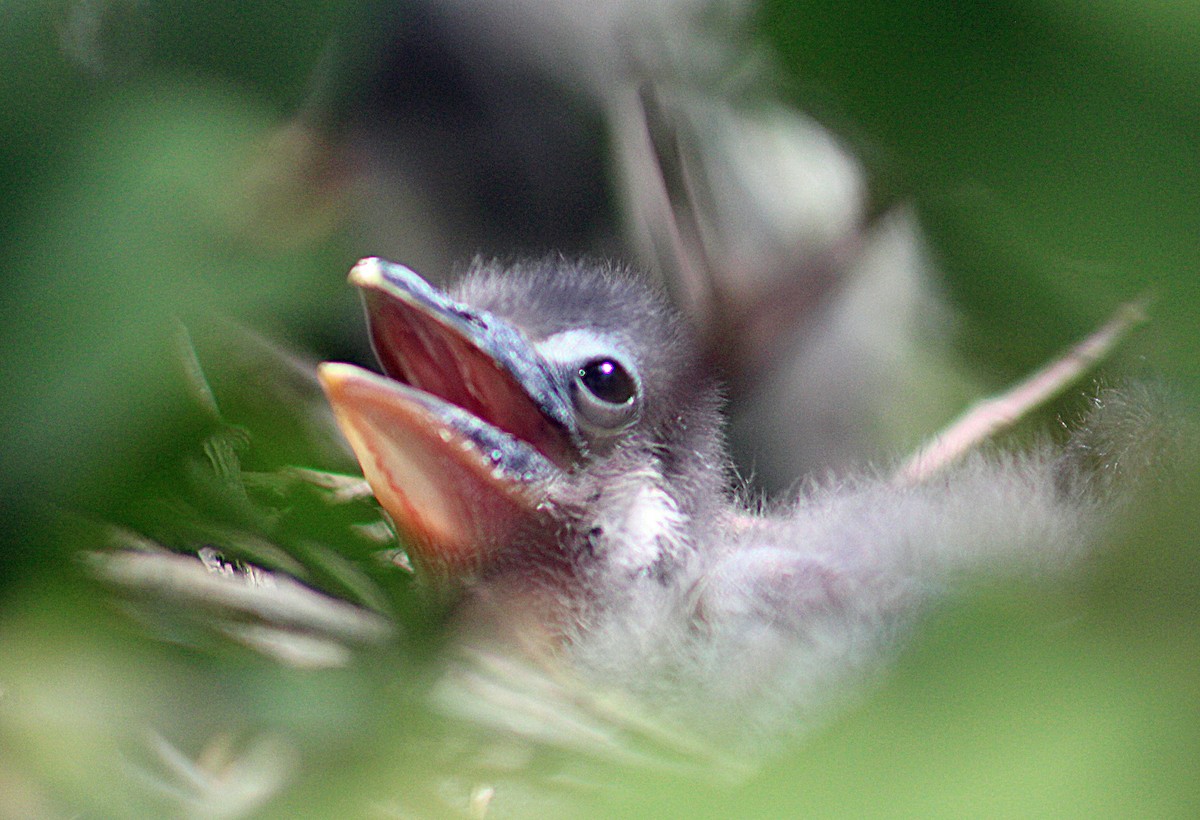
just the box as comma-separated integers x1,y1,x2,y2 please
319,257,1120,755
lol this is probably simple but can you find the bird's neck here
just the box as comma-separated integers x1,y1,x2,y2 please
460,443,731,656
579,464,694,583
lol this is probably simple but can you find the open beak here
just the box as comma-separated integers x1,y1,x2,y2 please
318,259,577,574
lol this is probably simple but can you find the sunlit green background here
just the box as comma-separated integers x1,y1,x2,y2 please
1,1,1197,816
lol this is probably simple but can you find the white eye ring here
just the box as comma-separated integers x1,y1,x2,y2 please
537,329,643,435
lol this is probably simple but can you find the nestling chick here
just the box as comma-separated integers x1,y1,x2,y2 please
319,257,1134,753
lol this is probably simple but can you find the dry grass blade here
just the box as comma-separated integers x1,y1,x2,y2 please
897,298,1148,484
90,547,394,646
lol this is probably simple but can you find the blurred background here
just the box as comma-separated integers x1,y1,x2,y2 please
1,0,1198,816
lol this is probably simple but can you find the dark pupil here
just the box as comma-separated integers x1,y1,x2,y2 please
579,359,635,405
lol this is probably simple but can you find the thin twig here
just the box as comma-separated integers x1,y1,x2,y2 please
897,298,1148,484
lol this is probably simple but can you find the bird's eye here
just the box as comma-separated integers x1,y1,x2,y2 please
579,359,636,404
573,357,639,431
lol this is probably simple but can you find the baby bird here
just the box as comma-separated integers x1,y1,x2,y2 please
319,257,1122,753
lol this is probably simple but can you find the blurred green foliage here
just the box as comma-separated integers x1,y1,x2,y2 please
762,0,1200,388
0,0,1197,817
0,0,360,572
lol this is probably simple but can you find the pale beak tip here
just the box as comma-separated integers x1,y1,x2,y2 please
315,361,374,405
316,360,348,387
348,256,384,287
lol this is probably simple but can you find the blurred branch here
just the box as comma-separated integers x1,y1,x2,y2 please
897,298,1149,484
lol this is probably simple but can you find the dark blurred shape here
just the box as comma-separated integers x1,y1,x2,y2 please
327,1,619,275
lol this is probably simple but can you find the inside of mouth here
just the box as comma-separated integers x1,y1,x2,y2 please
365,295,575,468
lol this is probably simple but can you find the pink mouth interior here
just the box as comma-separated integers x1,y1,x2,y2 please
366,296,575,469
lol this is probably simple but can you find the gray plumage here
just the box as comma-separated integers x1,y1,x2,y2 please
345,258,1134,756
